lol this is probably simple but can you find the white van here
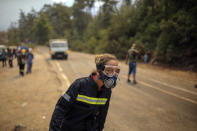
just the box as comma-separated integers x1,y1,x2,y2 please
49,39,69,59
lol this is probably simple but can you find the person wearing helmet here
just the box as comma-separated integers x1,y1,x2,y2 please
49,54,120,131
18,49,27,76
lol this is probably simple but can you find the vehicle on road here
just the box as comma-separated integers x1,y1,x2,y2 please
0,45,7,61
49,39,69,59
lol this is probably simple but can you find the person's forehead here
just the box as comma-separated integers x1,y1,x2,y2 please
105,60,118,66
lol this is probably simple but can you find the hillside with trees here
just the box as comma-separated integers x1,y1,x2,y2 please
6,0,197,70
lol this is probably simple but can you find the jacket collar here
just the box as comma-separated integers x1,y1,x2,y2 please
89,73,99,90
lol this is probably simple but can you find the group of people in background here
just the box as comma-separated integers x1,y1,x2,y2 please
1,48,16,68
1,47,34,76
17,48,34,76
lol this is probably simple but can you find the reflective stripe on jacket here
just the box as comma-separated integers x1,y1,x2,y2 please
49,74,112,131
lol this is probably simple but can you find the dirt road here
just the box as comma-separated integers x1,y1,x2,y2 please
0,46,197,131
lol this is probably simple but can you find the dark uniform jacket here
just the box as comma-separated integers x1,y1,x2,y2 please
18,53,26,65
49,74,112,131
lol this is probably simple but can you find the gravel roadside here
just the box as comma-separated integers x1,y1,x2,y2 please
0,50,61,131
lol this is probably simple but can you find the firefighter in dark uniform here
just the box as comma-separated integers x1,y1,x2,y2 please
18,49,26,76
49,54,120,131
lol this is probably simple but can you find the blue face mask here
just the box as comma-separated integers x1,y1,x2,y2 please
99,71,117,88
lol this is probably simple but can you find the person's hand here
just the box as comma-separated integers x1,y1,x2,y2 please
125,61,128,65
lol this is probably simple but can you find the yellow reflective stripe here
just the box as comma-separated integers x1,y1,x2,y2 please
78,94,107,101
76,98,106,105
76,94,108,105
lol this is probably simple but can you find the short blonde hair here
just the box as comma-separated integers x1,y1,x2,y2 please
95,53,117,66
131,43,136,49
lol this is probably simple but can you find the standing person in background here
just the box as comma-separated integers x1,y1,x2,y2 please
13,48,17,58
8,48,13,68
125,43,139,84
144,53,148,63
18,49,26,76
1,49,7,67
26,48,34,74
147,49,152,62
16,47,21,66
49,54,120,131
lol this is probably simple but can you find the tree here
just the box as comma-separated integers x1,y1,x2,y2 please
41,4,72,37
72,0,93,39
18,9,37,43
32,13,54,45
7,22,20,45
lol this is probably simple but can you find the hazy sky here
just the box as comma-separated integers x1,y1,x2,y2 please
0,0,116,31
0,0,75,31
